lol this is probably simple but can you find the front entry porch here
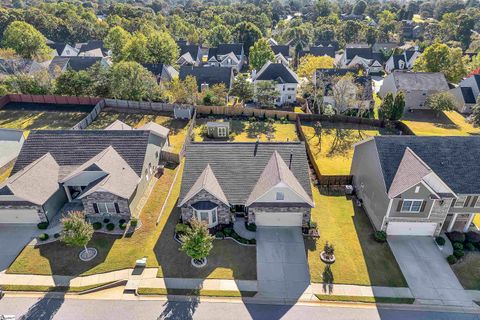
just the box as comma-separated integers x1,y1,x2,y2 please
443,213,478,233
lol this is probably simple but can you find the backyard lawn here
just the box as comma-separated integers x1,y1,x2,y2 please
8,160,256,280
0,163,13,183
306,186,407,287
0,110,87,132
302,122,396,175
451,252,480,290
401,110,480,136
89,111,189,153
193,118,298,142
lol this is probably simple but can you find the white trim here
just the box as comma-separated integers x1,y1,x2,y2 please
193,207,218,228
400,199,424,213
464,213,475,232
454,196,467,208
475,197,480,208
447,213,458,232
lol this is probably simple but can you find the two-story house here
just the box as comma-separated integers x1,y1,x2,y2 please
378,71,449,112
449,74,480,114
47,42,79,57
177,41,203,66
179,66,234,91
384,48,421,74
351,136,480,237
206,44,245,71
338,44,384,74
252,61,299,107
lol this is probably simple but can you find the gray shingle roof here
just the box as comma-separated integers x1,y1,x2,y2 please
461,87,476,104
179,142,312,205
255,62,299,84
271,45,290,57
179,66,233,90
391,71,449,91
12,130,150,176
374,136,480,195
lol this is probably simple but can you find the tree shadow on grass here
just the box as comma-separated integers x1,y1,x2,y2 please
402,110,459,129
246,120,275,139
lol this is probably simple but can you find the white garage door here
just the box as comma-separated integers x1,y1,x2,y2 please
255,212,303,227
0,209,40,224
387,222,437,236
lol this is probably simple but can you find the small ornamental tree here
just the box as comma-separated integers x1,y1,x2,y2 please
180,219,214,265
61,211,95,260
471,103,480,127
323,241,335,260
425,92,457,117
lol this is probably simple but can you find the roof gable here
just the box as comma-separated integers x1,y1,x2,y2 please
255,61,299,83
179,164,229,206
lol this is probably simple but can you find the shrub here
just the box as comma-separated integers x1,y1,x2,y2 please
308,221,318,229
92,222,102,230
38,233,49,241
435,236,446,246
54,233,60,239
246,223,257,232
119,219,126,225
453,242,464,251
37,222,49,230
447,255,458,265
374,231,387,243
103,218,110,224
130,218,138,227
446,231,465,243
223,227,233,237
119,222,127,230
175,223,190,235
466,231,480,244
106,223,115,231
453,249,465,259
215,231,224,239
465,242,476,251
248,239,256,245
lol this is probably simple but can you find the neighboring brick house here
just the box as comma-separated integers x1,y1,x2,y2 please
0,128,168,224
178,142,314,228
378,71,449,112
351,136,480,237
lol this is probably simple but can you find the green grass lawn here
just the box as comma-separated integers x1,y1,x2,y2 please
193,118,298,143
315,295,414,304
451,251,480,290
0,163,13,183
0,110,87,133
306,186,407,287
2,282,115,293
88,111,189,153
302,122,396,175
137,288,256,297
8,160,256,280
401,110,480,136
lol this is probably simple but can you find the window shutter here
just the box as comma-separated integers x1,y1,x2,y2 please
420,201,427,212
464,196,472,208
93,203,99,213
451,199,456,208
471,196,479,208
114,203,120,213
396,200,403,212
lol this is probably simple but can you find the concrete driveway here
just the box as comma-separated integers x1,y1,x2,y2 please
256,227,310,300
389,236,474,307
0,224,37,272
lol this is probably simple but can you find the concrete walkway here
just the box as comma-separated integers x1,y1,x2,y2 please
389,236,475,307
233,218,256,240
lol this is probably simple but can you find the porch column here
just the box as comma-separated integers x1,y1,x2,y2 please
447,213,458,232
64,185,72,202
463,213,476,232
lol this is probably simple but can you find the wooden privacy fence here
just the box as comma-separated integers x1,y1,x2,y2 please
1,94,100,107
160,109,197,164
195,105,298,121
71,99,105,130
103,99,193,115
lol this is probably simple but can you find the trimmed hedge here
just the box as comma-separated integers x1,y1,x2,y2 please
246,223,257,232
446,231,465,243
130,218,138,227
38,233,49,241
37,222,49,230
106,223,115,231
103,218,110,224
453,249,465,259
435,236,446,246
175,223,190,235
92,222,102,230
119,222,127,230
215,231,224,239
374,231,387,243
453,242,464,251
223,227,233,237
465,242,476,251
447,255,458,265
466,231,480,244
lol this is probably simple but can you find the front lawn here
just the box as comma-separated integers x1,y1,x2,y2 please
401,110,480,136
451,251,480,290
8,160,256,280
302,123,396,175
193,118,298,142
0,163,13,183
306,186,407,287
88,111,189,153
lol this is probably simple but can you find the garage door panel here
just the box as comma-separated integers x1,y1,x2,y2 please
387,222,437,236
255,212,303,227
0,209,40,224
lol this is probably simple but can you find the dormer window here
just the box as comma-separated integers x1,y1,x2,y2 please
276,192,284,201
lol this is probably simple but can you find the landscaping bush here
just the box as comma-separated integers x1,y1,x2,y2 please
465,242,476,251
466,231,480,244
119,222,127,230
447,255,458,265
175,223,190,235
246,223,257,232
103,218,110,224
119,219,126,225
130,218,138,227
54,233,60,239
223,227,233,237
92,222,102,230
215,231,224,239
37,222,49,230
38,233,49,241
374,231,387,243
453,242,464,251
106,223,115,231
435,236,446,246
446,231,465,244
248,239,256,245
453,249,465,259
308,221,318,229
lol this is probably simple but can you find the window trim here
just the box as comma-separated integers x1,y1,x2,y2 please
217,126,227,137
96,202,117,214
276,191,285,201
400,199,424,213
475,197,480,208
454,196,467,208
193,207,218,227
